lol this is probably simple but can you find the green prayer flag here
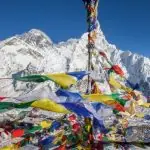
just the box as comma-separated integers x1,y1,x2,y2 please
16,101,35,108
15,75,50,83
113,109,119,114
110,94,126,106
27,126,42,134
0,102,16,109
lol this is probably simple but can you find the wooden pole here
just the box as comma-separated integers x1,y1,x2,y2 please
83,0,99,94
87,44,92,94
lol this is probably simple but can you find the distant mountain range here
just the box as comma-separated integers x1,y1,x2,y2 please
0,24,149,100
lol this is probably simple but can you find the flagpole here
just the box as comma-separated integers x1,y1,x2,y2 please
84,0,99,94
87,44,92,94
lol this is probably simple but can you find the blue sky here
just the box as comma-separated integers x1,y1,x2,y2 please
0,0,149,56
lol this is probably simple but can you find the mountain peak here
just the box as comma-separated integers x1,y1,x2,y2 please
18,29,53,49
28,29,51,39
28,29,44,33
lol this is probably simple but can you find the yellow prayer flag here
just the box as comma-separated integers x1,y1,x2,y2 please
0,145,17,150
126,101,136,115
46,73,76,89
83,94,114,102
141,103,150,108
109,75,132,92
40,120,52,129
135,113,145,118
53,130,64,145
31,98,70,113
82,94,119,107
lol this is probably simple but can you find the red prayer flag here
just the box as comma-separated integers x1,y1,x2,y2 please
92,142,104,150
0,96,7,101
114,103,125,112
88,34,95,44
68,114,77,122
123,94,132,101
99,51,107,58
111,65,124,77
55,144,66,150
97,133,103,141
87,5,95,12
72,123,80,133
12,129,24,138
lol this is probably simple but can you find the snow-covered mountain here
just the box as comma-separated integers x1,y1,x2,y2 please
0,25,149,100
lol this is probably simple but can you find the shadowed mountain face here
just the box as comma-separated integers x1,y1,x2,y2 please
0,26,149,100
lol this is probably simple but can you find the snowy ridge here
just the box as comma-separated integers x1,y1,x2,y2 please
0,26,149,100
